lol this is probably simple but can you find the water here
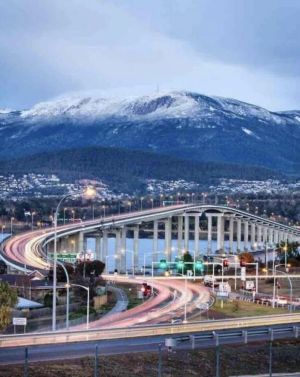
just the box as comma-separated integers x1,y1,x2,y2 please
86,237,248,272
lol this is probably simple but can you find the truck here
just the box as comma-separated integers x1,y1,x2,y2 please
204,275,219,288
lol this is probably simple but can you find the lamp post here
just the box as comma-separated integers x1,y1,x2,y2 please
56,261,70,330
71,284,90,329
31,212,36,231
10,217,14,235
105,254,118,273
52,186,96,331
140,197,144,211
272,264,293,311
283,241,288,269
63,208,67,225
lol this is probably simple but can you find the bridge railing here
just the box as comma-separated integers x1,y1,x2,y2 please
1,313,300,348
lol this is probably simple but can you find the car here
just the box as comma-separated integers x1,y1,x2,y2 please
171,318,183,324
276,297,288,305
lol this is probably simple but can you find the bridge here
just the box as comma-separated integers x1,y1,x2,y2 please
1,204,299,274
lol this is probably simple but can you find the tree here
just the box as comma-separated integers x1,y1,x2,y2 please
48,263,74,283
181,251,194,274
239,252,254,264
0,260,7,275
75,260,105,278
0,282,18,332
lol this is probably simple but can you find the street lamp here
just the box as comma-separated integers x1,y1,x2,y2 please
31,211,36,231
105,254,119,273
71,283,90,329
272,264,293,311
52,186,96,331
140,197,144,211
63,208,67,225
283,241,288,269
10,217,14,235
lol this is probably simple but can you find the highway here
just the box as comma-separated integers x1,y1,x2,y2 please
1,313,300,349
2,203,300,274
0,322,299,365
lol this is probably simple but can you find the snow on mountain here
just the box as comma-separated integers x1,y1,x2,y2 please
0,108,12,114
1,90,299,175
18,90,291,126
20,91,200,121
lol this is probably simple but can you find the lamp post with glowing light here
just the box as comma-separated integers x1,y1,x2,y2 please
31,211,36,231
10,217,14,235
52,186,96,332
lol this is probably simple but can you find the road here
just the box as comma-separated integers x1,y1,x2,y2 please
71,276,210,330
1,312,300,350
0,323,299,365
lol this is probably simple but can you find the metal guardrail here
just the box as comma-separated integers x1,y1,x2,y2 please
1,313,300,348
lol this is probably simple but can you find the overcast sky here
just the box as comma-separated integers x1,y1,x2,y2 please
0,0,299,110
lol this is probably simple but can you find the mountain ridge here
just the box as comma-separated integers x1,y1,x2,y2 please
0,91,299,175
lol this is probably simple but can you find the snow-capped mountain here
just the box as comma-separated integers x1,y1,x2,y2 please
0,91,299,175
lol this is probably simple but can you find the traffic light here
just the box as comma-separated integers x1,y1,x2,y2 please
223,259,229,267
176,260,184,270
159,259,167,269
195,260,204,273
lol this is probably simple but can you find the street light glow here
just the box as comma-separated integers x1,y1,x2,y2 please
83,186,97,199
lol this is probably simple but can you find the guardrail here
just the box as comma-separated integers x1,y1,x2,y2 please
1,313,300,348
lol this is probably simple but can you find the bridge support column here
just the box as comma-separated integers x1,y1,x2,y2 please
244,221,249,251
216,214,224,252
184,214,189,252
263,227,268,246
164,217,172,261
133,226,139,270
194,214,200,258
153,220,158,262
102,230,108,263
268,228,274,246
95,236,101,260
206,214,212,254
120,227,127,273
237,219,242,252
78,231,84,253
229,216,234,253
115,230,121,272
274,230,279,245
257,225,262,246
177,216,183,253
250,223,256,249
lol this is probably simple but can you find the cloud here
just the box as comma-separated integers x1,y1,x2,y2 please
0,0,299,110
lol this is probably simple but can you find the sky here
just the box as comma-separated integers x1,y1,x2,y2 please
0,0,299,110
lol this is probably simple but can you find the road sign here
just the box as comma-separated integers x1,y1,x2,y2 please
216,291,229,298
241,267,246,281
13,317,27,326
245,281,255,290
